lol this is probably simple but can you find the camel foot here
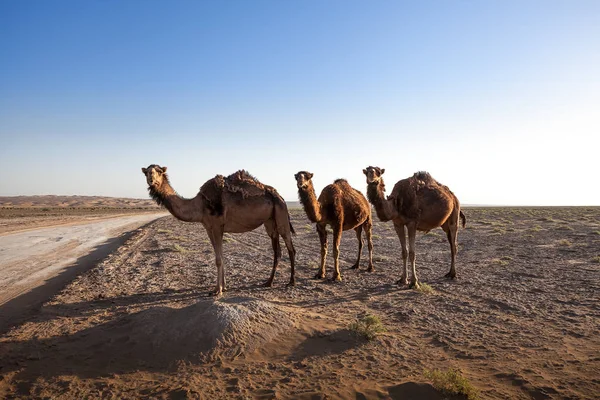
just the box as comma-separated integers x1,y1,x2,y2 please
314,273,325,280
367,265,374,272
409,280,420,289
350,263,360,270
263,279,274,288
209,289,223,297
329,275,342,282
445,271,457,279
286,279,296,287
396,277,408,286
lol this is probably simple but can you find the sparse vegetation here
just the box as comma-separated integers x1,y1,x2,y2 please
490,258,509,266
349,314,386,340
558,239,572,247
415,282,434,294
423,368,479,400
556,225,574,231
591,256,600,264
157,229,172,234
173,244,195,253
169,235,188,242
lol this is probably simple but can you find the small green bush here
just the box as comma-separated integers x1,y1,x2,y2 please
423,368,479,400
349,314,385,340
415,282,435,294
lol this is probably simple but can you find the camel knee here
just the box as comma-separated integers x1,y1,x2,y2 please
408,250,416,262
401,248,408,260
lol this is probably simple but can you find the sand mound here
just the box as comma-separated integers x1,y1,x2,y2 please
106,297,298,364
4,297,299,377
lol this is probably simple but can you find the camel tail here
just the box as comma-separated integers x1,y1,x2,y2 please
460,210,467,228
289,215,296,235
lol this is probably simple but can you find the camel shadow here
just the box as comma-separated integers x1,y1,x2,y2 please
1,301,214,382
290,328,367,361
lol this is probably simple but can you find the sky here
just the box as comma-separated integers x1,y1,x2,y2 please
1,1,599,205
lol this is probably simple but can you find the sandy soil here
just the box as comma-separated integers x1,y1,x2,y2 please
0,207,599,399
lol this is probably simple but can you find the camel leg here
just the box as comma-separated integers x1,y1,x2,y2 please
394,222,408,285
331,224,343,281
315,224,327,279
263,221,281,287
281,232,296,287
443,222,458,279
350,225,363,269
365,219,374,272
207,227,225,296
273,206,297,286
407,223,419,289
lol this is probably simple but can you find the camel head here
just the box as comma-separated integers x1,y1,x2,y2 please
294,171,314,189
142,164,168,188
363,166,385,184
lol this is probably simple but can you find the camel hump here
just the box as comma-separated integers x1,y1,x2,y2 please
412,171,437,185
222,170,269,198
333,178,350,186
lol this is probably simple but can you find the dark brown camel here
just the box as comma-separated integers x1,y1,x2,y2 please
295,171,374,281
142,164,296,295
363,166,466,288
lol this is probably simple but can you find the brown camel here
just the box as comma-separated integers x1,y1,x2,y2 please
294,171,374,281
142,164,296,295
363,166,466,288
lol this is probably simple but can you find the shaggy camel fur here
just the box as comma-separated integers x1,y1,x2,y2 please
363,167,466,288
295,171,374,281
142,165,296,295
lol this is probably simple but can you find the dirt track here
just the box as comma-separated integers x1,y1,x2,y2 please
0,207,599,399
0,213,165,331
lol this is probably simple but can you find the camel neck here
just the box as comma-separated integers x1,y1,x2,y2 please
149,180,203,222
367,180,395,222
298,183,321,223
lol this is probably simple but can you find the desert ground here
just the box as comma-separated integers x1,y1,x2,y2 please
0,206,599,399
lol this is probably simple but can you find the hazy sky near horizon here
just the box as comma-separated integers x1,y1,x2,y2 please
1,1,599,205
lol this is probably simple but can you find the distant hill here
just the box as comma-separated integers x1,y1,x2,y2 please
0,195,160,209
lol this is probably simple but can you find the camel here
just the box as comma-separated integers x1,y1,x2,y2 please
294,171,374,281
363,166,466,288
142,164,296,295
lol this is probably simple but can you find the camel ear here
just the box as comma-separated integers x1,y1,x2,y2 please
307,172,313,179
142,167,147,174
362,169,367,175
380,168,385,175
161,166,167,173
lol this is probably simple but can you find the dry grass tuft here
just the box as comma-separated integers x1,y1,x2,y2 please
415,282,435,294
349,314,386,341
558,239,572,247
423,368,479,400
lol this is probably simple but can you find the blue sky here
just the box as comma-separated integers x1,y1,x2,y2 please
1,1,599,205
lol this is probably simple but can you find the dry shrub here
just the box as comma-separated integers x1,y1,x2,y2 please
415,282,435,294
349,314,385,341
423,368,479,400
